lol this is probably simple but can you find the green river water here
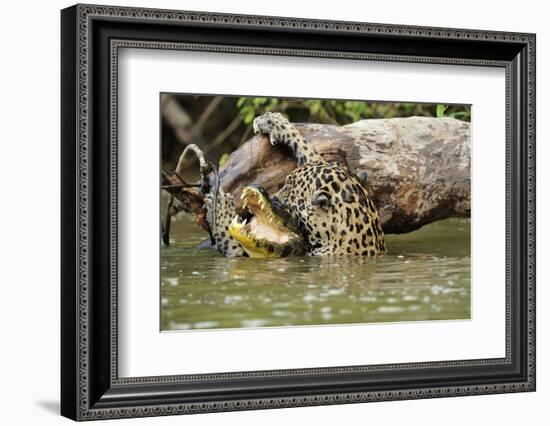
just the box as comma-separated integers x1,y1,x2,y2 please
161,217,471,331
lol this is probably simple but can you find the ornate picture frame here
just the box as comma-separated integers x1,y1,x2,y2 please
61,4,535,420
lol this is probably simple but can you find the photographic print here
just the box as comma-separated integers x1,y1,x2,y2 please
160,95,471,331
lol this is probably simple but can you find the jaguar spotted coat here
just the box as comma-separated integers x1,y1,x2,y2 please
205,112,386,257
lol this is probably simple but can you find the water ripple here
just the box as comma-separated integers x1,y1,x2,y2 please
161,218,471,330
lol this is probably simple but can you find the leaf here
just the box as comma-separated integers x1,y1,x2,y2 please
265,98,279,111
436,104,448,118
309,101,321,115
236,97,247,108
244,110,255,124
218,153,230,166
253,97,267,107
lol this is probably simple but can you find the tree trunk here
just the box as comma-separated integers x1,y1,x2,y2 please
167,116,470,234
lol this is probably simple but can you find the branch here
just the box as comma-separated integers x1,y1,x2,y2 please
192,96,224,132
161,94,196,144
206,114,243,153
161,169,210,234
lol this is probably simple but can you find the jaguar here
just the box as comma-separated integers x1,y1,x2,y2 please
204,112,386,257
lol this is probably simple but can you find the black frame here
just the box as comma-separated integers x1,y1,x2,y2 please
61,4,536,421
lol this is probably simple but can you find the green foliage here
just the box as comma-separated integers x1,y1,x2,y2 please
436,104,448,118
436,103,471,121
236,97,470,128
237,97,281,124
218,153,230,167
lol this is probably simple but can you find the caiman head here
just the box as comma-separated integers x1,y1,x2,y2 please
228,186,306,258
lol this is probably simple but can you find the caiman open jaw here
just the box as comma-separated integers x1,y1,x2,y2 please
228,186,305,258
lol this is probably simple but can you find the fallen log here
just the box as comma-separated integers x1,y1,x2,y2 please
165,116,471,234
161,169,210,234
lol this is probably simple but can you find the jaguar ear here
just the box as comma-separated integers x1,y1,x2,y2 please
312,191,331,209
